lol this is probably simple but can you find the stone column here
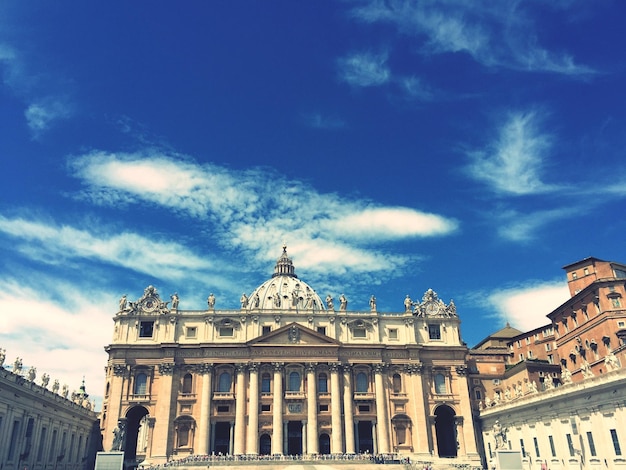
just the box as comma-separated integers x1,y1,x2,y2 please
151,363,175,460
103,364,129,451
374,363,390,453
302,419,308,454
372,420,378,453
272,362,284,455
229,422,235,454
342,363,355,454
247,363,260,455
197,364,213,455
145,417,156,459
329,362,343,454
233,363,247,455
407,363,429,456
306,362,318,455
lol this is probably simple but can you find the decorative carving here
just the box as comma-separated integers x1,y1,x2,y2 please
0,348,5,368
240,293,249,309
248,362,259,373
404,295,413,312
207,293,216,309
272,362,284,372
561,367,572,384
13,357,22,375
413,288,457,317
196,364,213,375
41,373,50,388
404,318,414,326
580,360,594,378
455,365,468,376
339,294,348,311
369,295,377,312
328,362,340,372
113,364,128,376
170,293,179,310
493,420,507,449
326,295,334,310
306,362,317,373
52,379,60,393
342,363,352,373
235,363,247,374
605,351,620,371
111,420,127,451
288,325,301,343
373,363,386,374
158,363,175,375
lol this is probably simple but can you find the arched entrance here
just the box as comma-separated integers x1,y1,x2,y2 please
124,406,149,464
434,405,457,457
319,433,330,455
259,434,271,455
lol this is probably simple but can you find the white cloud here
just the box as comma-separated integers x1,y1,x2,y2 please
0,276,113,410
349,0,594,75
484,281,570,331
0,215,214,281
25,98,72,136
495,207,580,242
466,111,557,195
70,151,458,278
337,51,391,87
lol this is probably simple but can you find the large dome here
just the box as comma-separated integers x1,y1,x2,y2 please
246,246,325,311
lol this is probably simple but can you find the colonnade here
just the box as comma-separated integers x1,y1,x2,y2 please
195,361,393,456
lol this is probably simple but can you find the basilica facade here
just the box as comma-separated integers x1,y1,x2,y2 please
100,247,480,466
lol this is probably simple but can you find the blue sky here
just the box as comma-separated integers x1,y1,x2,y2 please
1,1,625,407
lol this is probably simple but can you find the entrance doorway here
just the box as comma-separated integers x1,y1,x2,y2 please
124,406,149,464
319,433,330,455
434,405,457,457
214,422,231,455
287,421,302,455
357,421,374,454
259,434,271,455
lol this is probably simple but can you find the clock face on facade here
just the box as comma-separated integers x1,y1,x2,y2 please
425,302,439,315
141,297,158,313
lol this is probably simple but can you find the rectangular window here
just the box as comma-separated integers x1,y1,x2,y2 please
572,272,578,279
533,437,540,457
219,327,234,337
388,328,398,340
587,432,597,457
474,389,482,400
547,354,554,364
428,324,441,340
316,326,326,335
545,343,552,351
261,404,271,412
517,340,522,348
528,351,534,359
519,353,524,362
7,420,20,461
49,429,58,461
618,321,625,328
566,433,575,457
37,427,48,461
611,429,622,456
186,327,197,338
319,404,329,412
353,328,367,338
584,267,589,275
520,439,526,458
358,405,370,412
526,337,531,345
488,442,493,459
217,405,229,413
139,321,154,338
262,325,271,335
548,435,556,457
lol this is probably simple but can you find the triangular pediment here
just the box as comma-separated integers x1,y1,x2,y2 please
248,322,341,346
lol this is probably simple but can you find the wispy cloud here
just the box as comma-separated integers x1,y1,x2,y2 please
0,275,113,409
349,0,594,75
494,207,580,242
465,110,557,196
25,98,72,137
477,280,570,333
0,215,214,281
70,151,458,279
337,51,391,87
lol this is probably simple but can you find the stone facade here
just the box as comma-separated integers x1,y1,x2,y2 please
100,247,481,466
471,257,626,470
0,363,99,470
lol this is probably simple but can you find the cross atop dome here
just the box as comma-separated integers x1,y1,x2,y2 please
272,244,298,278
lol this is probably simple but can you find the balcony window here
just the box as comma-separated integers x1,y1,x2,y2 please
182,373,193,394
134,373,147,395
288,371,301,392
428,324,441,340
434,373,446,394
218,372,231,392
318,373,328,393
261,373,271,393
356,372,368,392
